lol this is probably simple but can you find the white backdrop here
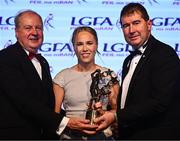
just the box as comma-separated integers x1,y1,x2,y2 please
0,0,180,79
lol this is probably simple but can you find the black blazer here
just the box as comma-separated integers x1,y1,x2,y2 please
0,42,64,139
117,35,180,139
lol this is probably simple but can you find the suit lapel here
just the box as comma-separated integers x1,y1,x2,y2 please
15,43,51,83
36,54,54,107
36,54,50,81
125,35,155,103
118,54,134,108
14,42,43,83
122,55,133,81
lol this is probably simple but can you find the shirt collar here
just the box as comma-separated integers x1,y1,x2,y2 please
132,40,148,54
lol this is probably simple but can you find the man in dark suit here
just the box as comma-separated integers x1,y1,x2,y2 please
0,10,98,140
116,2,180,139
0,10,65,139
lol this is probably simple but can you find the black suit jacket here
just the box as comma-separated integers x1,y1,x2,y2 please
117,35,180,139
0,42,65,139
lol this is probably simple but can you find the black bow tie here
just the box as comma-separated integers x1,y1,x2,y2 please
129,50,142,57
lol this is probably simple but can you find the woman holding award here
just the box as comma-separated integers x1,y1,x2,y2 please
53,26,119,140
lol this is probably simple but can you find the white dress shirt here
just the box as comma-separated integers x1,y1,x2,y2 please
25,50,42,79
31,56,42,80
121,46,146,109
25,49,69,135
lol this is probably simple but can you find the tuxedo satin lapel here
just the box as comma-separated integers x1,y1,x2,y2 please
15,43,42,82
36,55,51,82
118,54,134,108
127,35,154,93
129,51,150,87
122,55,133,80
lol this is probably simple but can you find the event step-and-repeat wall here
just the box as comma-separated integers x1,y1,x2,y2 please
0,0,180,79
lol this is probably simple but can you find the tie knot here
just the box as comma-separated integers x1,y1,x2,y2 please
29,52,37,60
129,50,142,57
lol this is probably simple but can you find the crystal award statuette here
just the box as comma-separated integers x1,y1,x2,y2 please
86,69,118,124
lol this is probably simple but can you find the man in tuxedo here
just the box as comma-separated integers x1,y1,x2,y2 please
116,2,180,139
0,10,97,139
0,10,65,139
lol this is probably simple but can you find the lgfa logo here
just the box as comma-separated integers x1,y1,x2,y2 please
70,16,113,26
44,13,54,31
115,17,180,29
